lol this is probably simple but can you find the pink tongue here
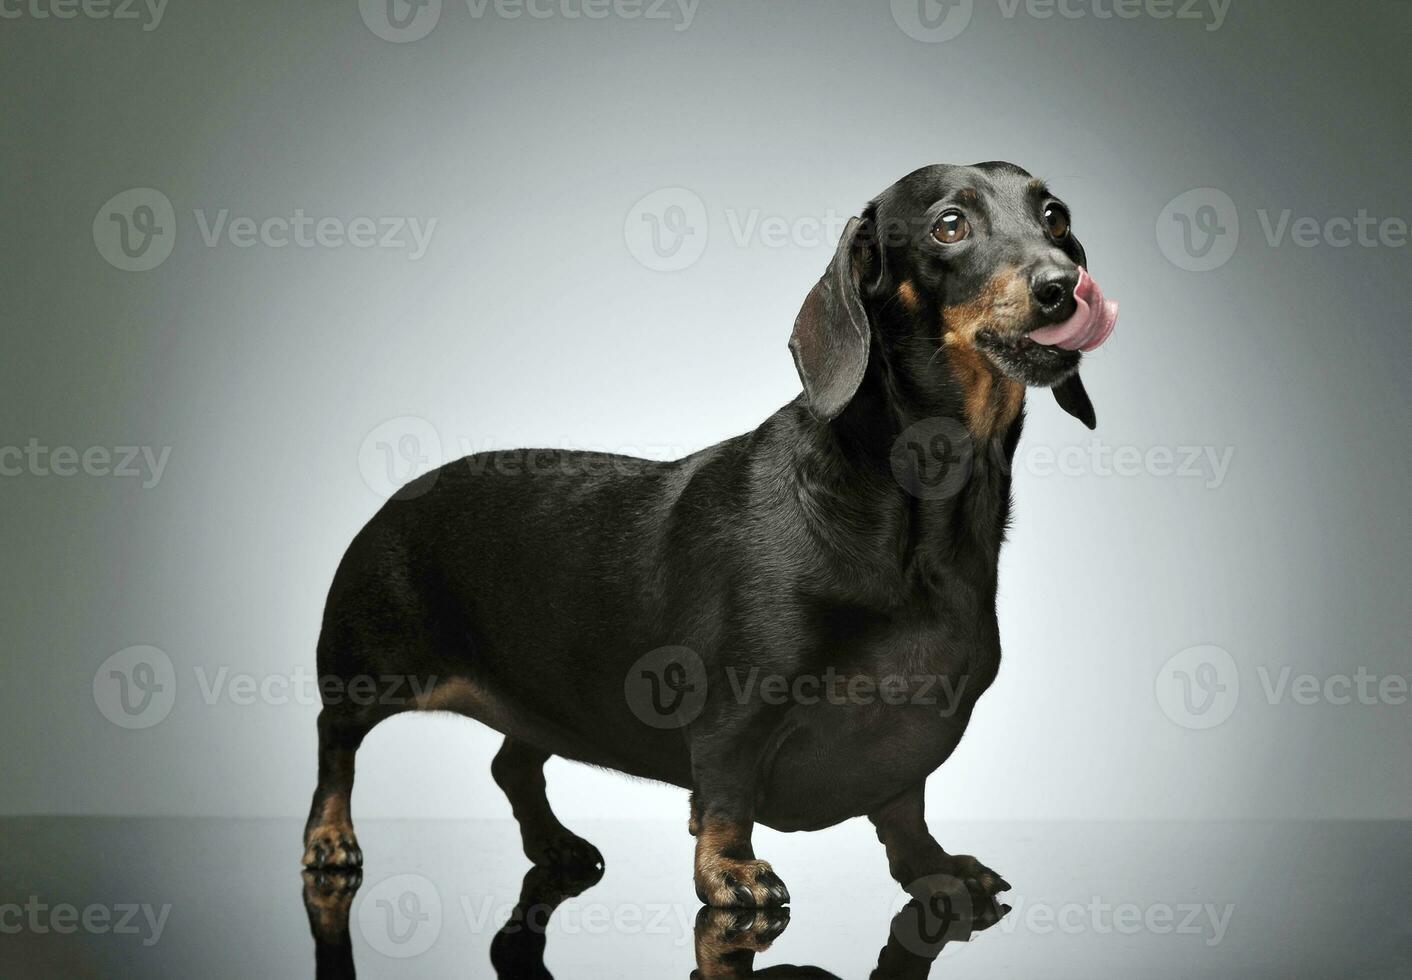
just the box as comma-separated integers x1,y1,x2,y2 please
1027,267,1118,352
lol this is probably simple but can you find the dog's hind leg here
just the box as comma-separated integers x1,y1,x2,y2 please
491,737,603,872
868,784,1009,896
302,708,370,869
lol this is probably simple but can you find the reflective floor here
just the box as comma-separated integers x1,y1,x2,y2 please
0,818,1407,978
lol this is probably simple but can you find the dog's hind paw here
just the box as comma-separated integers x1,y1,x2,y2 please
940,854,1009,895
896,853,1009,898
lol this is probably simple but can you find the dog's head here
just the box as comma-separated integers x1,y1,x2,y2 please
789,162,1117,434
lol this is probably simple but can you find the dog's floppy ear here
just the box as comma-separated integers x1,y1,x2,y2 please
789,215,873,422
1053,372,1096,429
1052,231,1097,428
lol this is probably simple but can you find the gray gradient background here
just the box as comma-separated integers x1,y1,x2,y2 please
2,0,1409,837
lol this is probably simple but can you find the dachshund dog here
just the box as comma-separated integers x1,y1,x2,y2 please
302,161,1117,909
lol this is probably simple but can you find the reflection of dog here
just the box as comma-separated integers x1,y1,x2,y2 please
489,864,604,980
303,163,1118,908
299,865,1006,978
302,869,360,979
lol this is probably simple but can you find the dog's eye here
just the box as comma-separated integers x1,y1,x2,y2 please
1043,203,1070,240
932,210,970,244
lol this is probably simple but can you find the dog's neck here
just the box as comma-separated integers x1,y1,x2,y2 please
800,347,1023,593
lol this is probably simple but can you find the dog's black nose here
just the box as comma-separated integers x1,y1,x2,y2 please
1031,269,1078,320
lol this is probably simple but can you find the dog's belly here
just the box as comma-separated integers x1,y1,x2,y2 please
753,695,973,832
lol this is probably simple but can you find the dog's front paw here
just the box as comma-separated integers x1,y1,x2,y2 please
302,824,363,869
695,859,790,908
525,830,604,872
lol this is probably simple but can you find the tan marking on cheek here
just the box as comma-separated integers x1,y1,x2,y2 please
941,268,1029,439
941,267,1030,342
998,378,1026,430
897,280,919,312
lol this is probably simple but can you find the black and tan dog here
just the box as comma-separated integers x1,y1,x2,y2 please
302,162,1117,908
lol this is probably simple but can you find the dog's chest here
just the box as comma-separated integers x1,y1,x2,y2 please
757,609,1000,831
801,587,1002,703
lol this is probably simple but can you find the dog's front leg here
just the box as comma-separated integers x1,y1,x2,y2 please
869,784,1009,896
689,741,790,908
